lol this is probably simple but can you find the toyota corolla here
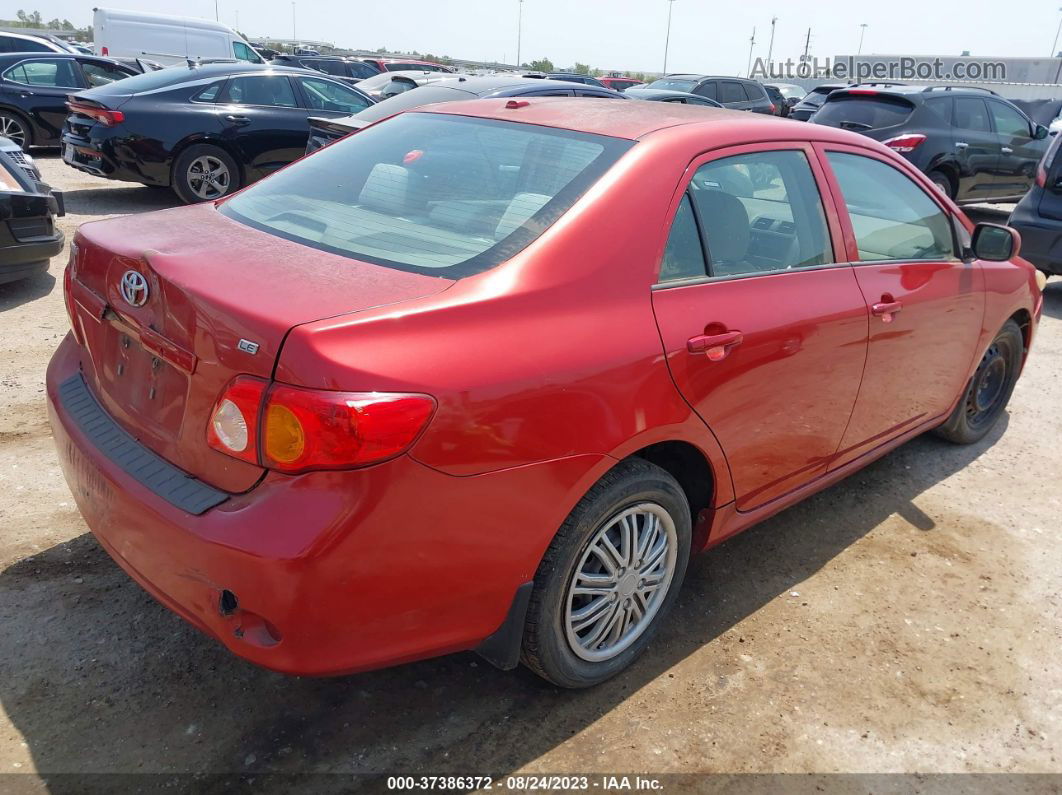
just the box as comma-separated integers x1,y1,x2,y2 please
47,99,1043,688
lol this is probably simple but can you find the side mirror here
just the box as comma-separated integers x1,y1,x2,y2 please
971,223,1021,261
1035,124,1050,140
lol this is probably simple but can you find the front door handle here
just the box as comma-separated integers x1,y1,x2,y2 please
871,300,903,320
1001,146,1013,154
955,141,969,149
687,330,743,360
224,114,251,126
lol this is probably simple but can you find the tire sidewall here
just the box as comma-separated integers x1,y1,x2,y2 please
0,111,31,149
527,462,691,688
928,169,953,199
173,145,240,204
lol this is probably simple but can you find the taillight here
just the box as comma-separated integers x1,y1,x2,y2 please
769,103,776,113
64,242,82,345
882,133,926,153
1036,133,1062,188
207,378,435,473
66,101,125,127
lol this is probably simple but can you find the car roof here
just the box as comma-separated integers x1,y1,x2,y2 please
0,52,124,65
830,84,999,100
662,74,755,82
624,87,714,101
419,96,872,144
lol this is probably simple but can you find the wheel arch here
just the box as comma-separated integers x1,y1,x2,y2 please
627,440,716,552
1008,307,1033,359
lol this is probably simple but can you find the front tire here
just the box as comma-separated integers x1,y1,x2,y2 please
521,458,691,688
934,319,1023,444
172,144,240,204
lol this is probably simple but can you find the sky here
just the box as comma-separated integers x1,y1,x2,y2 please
26,0,1060,74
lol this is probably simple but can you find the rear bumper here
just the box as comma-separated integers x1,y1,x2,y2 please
47,334,599,675
60,132,168,186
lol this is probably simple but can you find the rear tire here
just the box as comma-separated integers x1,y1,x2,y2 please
927,169,954,199
0,111,31,149
521,458,691,688
172,144,240,204
934,319,1023,445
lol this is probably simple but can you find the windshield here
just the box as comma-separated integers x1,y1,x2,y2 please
220,113,632,278
645,78,698,92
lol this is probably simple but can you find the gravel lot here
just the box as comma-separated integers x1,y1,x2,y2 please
0,154,1060,786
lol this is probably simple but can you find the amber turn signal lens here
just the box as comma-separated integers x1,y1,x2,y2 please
265,403,306,464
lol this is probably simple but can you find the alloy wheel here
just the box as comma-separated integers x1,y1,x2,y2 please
564,503,678,662
187,155,231,200
1,116,28,148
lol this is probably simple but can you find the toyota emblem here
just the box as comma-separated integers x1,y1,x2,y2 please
120,270,149,308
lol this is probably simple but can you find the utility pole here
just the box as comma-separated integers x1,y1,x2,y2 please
516,0,523,68
857,23,868,55
1052,7,1062,57
766,16,777,65
802,27,812,63
746,26,756,78
663,0,677,74
214,0,219,21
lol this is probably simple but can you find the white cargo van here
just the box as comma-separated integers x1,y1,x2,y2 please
93,8,264,67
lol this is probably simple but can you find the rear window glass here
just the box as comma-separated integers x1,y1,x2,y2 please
803,87,835,107
646,78,698,92
813,96,914,130
220,113,632,278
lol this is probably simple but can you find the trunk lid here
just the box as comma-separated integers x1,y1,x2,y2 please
69,203,453,492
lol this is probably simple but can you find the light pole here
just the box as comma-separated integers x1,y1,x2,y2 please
746,26,756,78
857,23,868,55
291,2,296,44
214,0,219,22
516,0,523,68
766,16,777,65
662,0,677,74
1052,7,1062,56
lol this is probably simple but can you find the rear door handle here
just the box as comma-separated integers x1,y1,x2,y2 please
871,300,903,319
687,330,743,360
1001,146,1013,154
955,141,969,149
224,114,251,126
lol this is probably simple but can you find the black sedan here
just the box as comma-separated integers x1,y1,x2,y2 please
623,88,723,107
0,53,139,148
0,135,64,285
305,75,624,153
61,62,376,203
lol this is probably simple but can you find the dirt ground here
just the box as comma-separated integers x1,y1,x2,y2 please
0,154,1060,788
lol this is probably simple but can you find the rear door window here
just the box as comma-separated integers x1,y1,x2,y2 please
687,149,833,277
659,194,707,281
718,81,747,104
3,58,81,87
826,152,955,261
953,97,991,132
221,75,298,107
692,81,717,100
923,96,953,126
220,113,631,277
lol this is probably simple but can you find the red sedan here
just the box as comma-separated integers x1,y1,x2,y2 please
48,99,1043,688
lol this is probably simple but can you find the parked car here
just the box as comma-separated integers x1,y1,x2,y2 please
360,57,455,74
0,135,63,284
270,54,380,84
812,85,1050,203
93,7,264,66
762,84,788,117
60,63,375,203
766,82,806,110
643,75,774,113
305,75,623,153
0,30,81,55
546,73,606,88
0,53,139,148
49,98,1041,688
599,76,644,92
624,88,722,107
788,83,848,121
1008,131,1062,277
348,69,455,100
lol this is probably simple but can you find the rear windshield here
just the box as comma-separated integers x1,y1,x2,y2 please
348,84,478,123
814,95,915,130
646,78,698,92
802,87,836,107
220,113,632,278
78,64,208,95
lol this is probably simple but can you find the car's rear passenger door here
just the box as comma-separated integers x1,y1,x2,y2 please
951,96,1002,200
816,145,985,470
651,143,869,511
216,74,309,180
